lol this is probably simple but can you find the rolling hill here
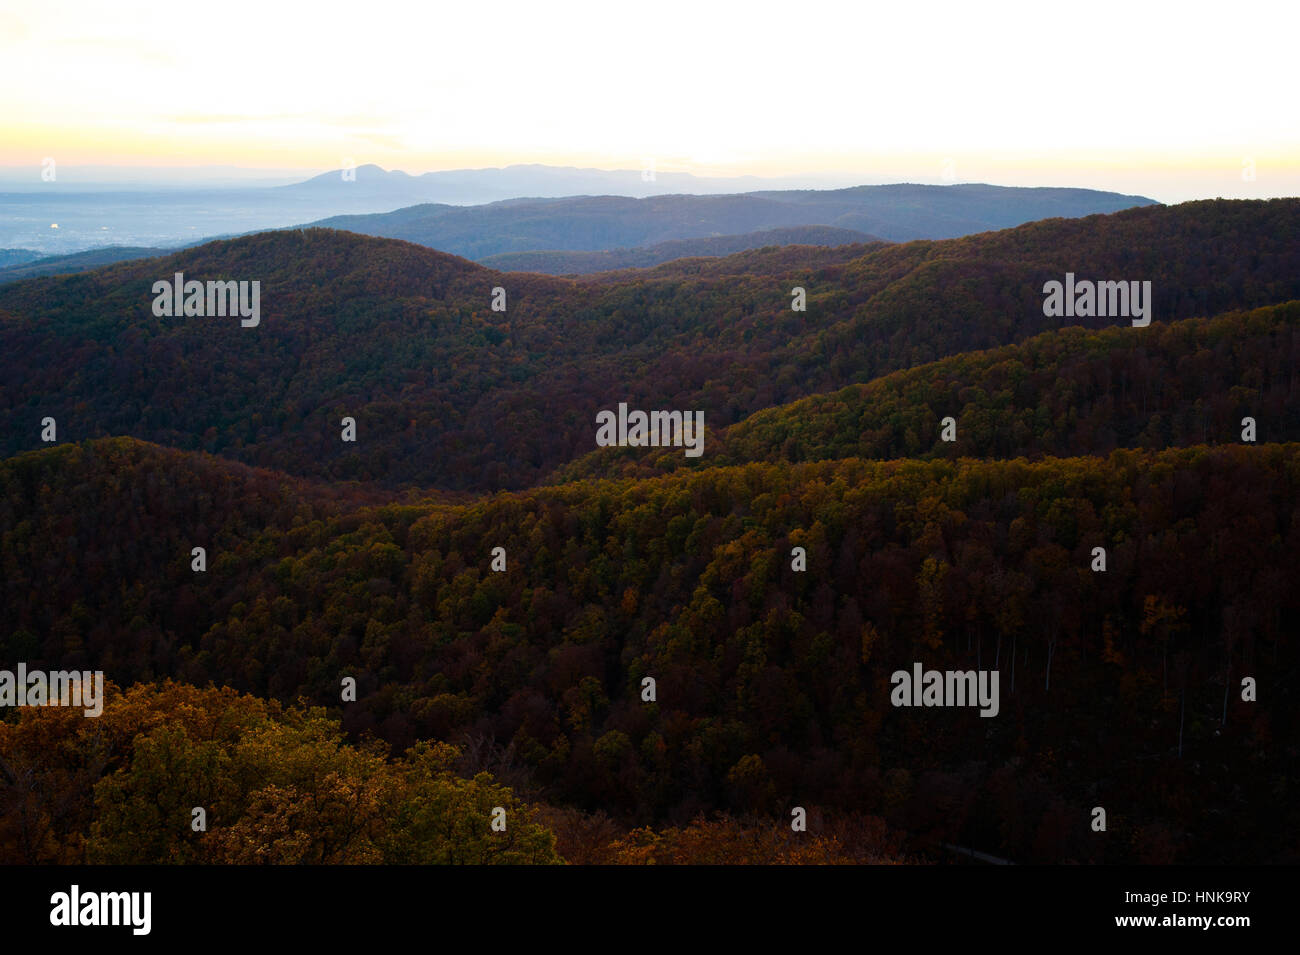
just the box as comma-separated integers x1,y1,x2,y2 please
2,197,1300,488
3,435,1296,863
555,300,1300,481
0,245,171,284
303,183,1158,258
1,199,1296,492
4,193,1300,866
478,225,884,274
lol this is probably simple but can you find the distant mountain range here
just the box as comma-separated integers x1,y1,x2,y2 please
0,178,1158,282
1,198,1292,491
0,246,170,283
7,163,849,256
0,249,41,268
303,184,1158,260
477,226,885,274
276,162,863,205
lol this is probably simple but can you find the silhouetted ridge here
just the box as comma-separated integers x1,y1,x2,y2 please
1,200,1295,491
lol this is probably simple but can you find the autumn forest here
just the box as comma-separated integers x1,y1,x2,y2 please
2,198,1298,866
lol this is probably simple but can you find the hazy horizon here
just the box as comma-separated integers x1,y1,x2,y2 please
3,0,1296,206
0,158,1287,206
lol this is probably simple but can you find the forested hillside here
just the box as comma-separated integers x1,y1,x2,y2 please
305,183,1156,255
3,197,1297,866
2,200,1297,491
478,226,883,274
2,438,1296,863
0,246,169,285
558,300,1300,481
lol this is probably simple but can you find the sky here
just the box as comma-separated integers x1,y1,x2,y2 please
1,0,1297,203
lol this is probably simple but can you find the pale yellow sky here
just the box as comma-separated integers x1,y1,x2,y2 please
2,0,1297,201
